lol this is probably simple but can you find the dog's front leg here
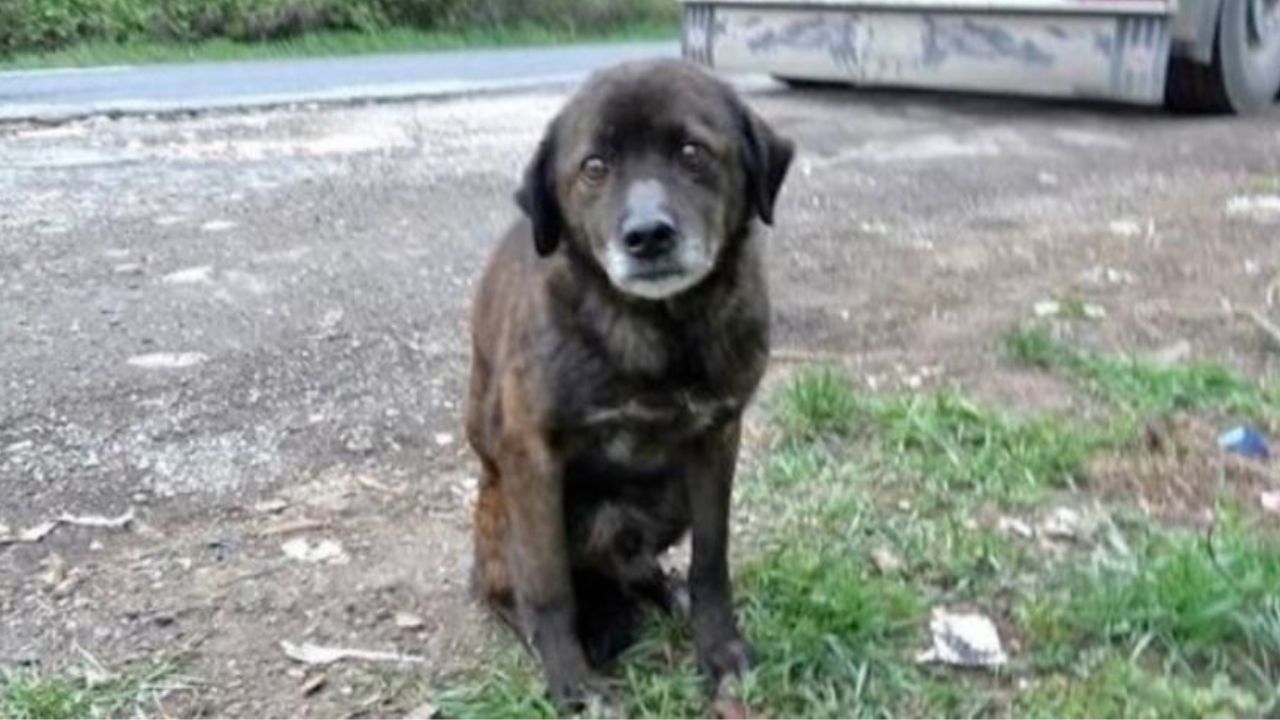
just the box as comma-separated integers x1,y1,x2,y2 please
686,421,752,698
500,433,596,708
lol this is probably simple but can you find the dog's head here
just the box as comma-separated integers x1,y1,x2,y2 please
516,59,794,300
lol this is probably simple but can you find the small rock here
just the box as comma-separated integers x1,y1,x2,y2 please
161,266,213,285
1033,300,1061,318
126,352,208,370
1080,303,1107,320
916,607,1008,668
255,498,289,514
1226,195,1280,219
433,432,455,447
1108,219,1142,237
1148,339,1192,367
870,546,904,574
51,575,81,599
200,219,237,233
112,263,144,276
40,554,68,588
343,426,376,455
301,673,327,696
1079,266,1137,287
394,611,426,630
281,538,349,565
997,516,1034,539
1040,507,1083,540
1261,490,1280,516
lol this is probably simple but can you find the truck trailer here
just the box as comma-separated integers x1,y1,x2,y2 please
680,0,1280,112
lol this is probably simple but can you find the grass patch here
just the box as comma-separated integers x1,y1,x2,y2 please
0,21,675,70
1248,174,1280,193
860,391,1101,503
771,366,1102,504
1004,327,1276,422
440,543,931,719
1020,516,1280,715
1019,655,1262,718
440,364,1278,718
0,660,185,719
770,366,860,443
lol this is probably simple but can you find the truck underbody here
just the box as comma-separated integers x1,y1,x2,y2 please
681,0,1280,112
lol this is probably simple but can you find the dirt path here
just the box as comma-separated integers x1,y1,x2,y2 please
2,85,1279,716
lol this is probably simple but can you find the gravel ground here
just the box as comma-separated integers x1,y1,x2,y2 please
2,82,1279,716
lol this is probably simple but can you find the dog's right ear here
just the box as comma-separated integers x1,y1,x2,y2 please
515,125,563,257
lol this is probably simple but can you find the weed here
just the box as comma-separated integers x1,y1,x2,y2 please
770,366,860,443
0,659,186,720
1004,327,1276,422
1021,516,1280,714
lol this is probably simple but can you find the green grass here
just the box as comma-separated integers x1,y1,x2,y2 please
1003,326,1277,422
1247,174,1280,193
0,21,675,71
858,391,1103,503
1019,515,1280,716
771,367,1105,504
0,660,185,719
770,365,861,443
438,356,1280,718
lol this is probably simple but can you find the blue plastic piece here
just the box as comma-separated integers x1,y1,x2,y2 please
1217,425,1270,460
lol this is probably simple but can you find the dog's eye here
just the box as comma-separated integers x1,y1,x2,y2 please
581,156,610,182
678,142,708,169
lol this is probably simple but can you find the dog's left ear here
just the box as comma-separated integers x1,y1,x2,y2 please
515,123,564,256
738,105,795,227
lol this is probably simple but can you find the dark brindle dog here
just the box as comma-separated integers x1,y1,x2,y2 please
465,58,794,709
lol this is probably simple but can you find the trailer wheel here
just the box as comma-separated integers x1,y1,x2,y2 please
1167,0,1280,113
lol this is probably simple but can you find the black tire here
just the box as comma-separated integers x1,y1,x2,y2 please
1220,0,1280,112
1166,0,1280,113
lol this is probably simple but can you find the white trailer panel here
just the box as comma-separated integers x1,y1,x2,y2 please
683,1,1173,103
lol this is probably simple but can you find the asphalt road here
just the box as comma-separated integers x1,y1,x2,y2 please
0,40,677,121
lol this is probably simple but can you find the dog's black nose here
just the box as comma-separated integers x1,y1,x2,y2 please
621,217,677,259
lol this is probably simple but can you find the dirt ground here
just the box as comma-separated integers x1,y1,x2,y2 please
2,80,1279,717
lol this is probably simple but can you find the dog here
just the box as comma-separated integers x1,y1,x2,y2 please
465,58,794,710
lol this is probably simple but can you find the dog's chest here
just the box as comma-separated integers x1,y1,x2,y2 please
578,392,738,470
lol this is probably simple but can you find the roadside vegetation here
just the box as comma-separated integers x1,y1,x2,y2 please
438,325,1280,718
0,0,676,69
1,658,188,719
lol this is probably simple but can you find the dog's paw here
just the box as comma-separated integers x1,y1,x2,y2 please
547,672,618,716
699,636,753,683
709,668,751,719
550,677,622,718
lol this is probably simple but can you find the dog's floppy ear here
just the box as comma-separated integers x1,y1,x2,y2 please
738,105,795,227
515,123,563,256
